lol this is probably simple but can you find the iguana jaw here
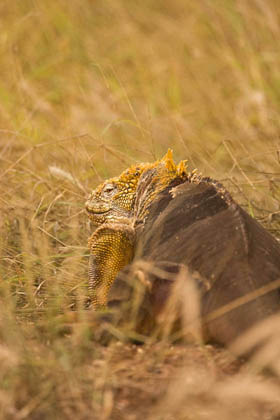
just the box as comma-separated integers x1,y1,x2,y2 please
85,199,110,224
85,201,110,214
86,201,132,225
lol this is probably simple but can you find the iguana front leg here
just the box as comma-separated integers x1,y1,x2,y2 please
88,223,135,309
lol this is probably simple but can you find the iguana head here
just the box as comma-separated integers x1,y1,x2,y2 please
85,163,148,224
85,149,188,225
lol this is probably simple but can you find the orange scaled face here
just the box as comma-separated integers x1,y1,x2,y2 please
85,164,147,225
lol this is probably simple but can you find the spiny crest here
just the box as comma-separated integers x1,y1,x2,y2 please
177,159,188,177
161,148,188,178
98,150,188,195
161,148,177,172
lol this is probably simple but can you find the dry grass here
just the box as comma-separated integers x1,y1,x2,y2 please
1,0,280,418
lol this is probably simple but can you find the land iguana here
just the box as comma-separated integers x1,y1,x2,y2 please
86,150,280,345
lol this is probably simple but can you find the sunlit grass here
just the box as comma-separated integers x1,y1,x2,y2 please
1,0,280,418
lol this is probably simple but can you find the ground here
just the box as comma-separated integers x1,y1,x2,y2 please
1,1,280,418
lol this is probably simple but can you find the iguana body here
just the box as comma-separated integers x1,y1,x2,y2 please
86,150,280,345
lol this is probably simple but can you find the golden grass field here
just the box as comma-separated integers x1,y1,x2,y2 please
1,0,280,418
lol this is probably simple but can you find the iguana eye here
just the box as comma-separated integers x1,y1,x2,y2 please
102,183,117,197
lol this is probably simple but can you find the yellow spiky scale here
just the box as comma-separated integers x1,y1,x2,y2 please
118,164,146,185
162,148,177,172
177,159,188,177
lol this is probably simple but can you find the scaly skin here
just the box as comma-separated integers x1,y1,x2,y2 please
85,150,189,308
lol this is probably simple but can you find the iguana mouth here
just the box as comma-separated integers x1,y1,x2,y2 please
86,207,110,214
85,202,111,214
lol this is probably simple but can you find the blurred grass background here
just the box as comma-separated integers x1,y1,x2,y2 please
1,0,280,418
